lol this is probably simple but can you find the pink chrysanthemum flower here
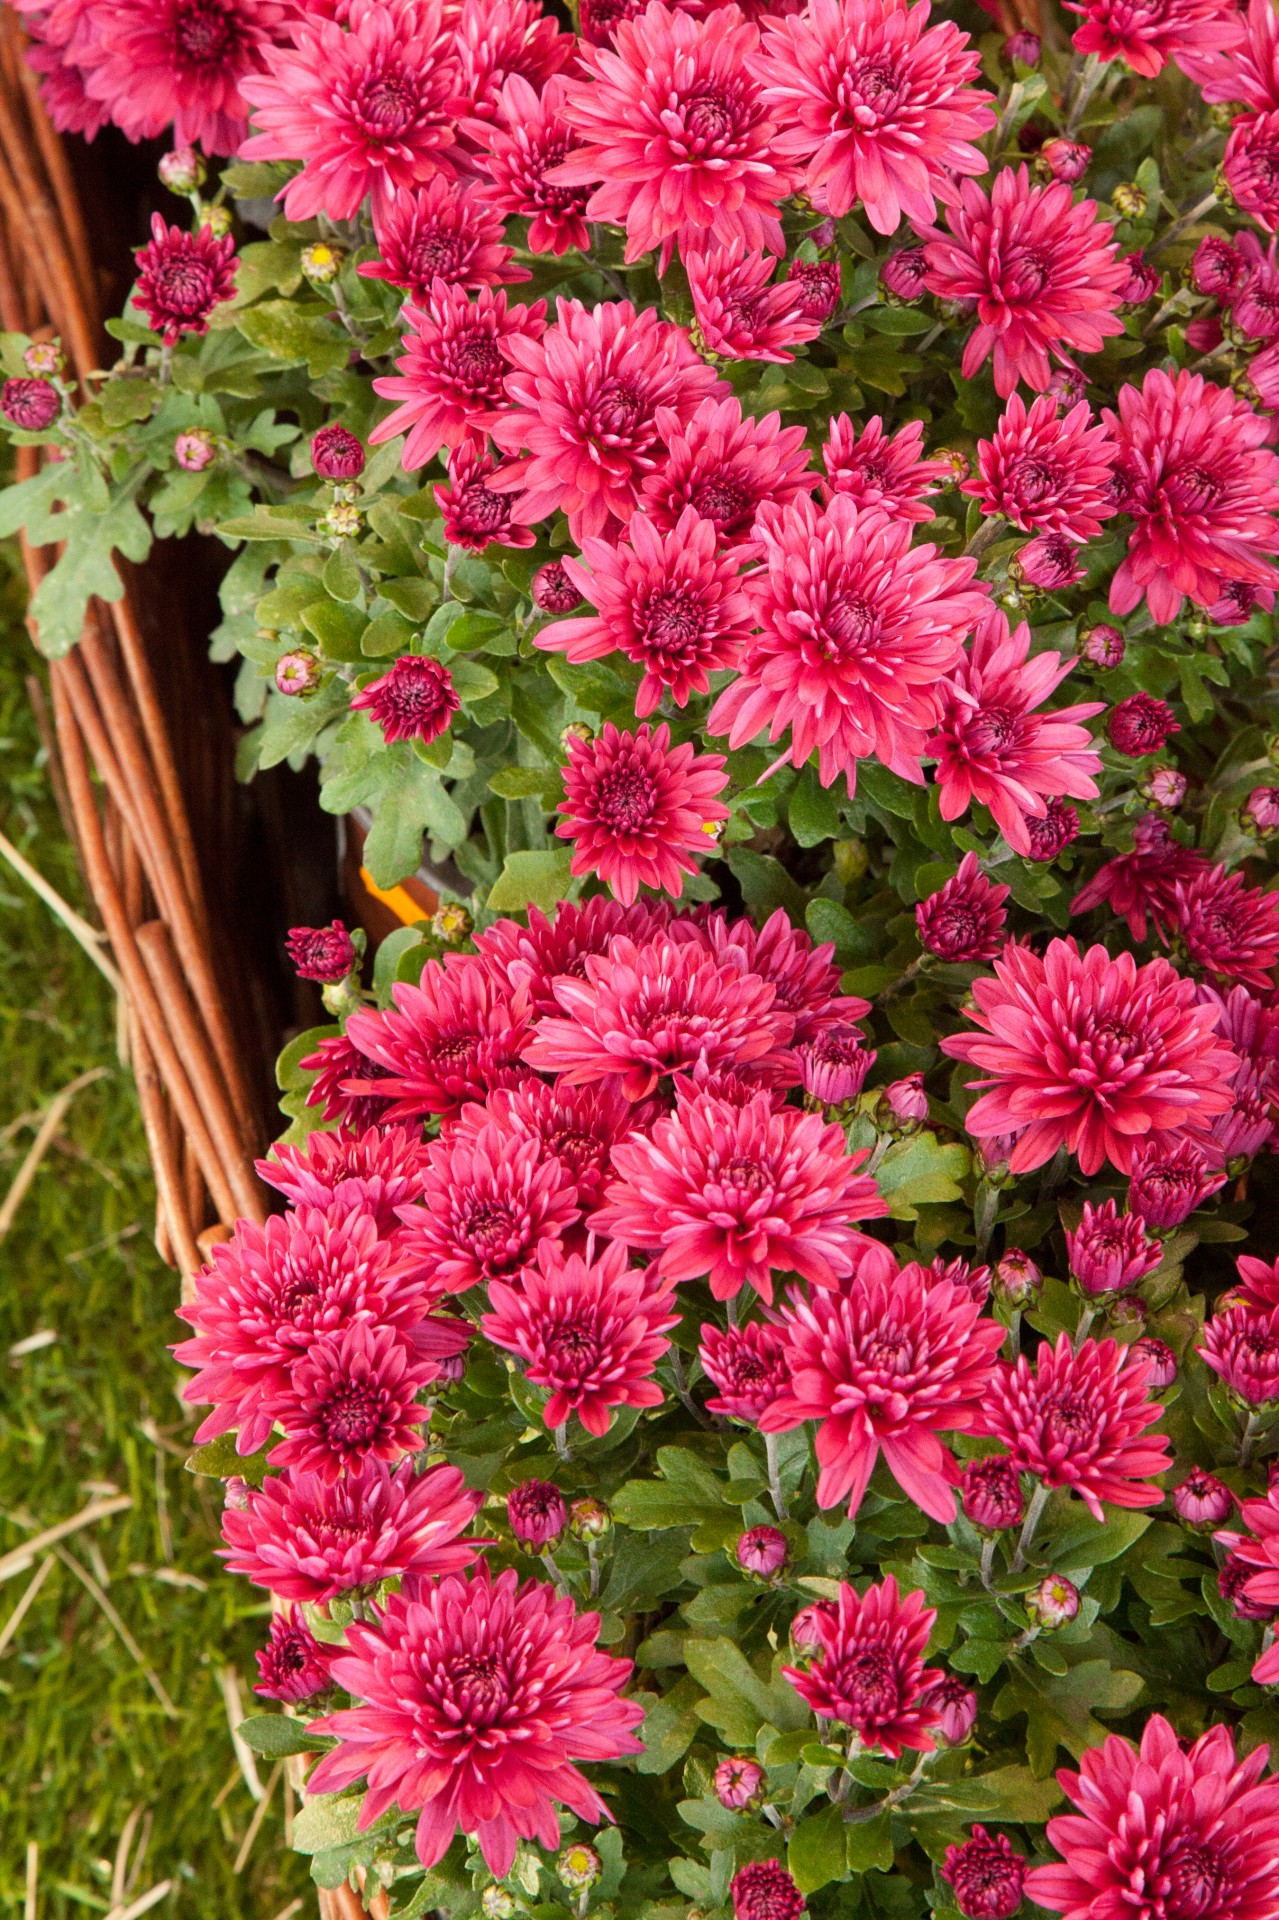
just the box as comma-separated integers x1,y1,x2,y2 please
239,0,463,222
1128,1138,1226,1227
20,3,110,141
1065,0,1243,76
551,1,794,270
257,1123,432,1241
1104,367,1279,625
221,1457,484,1601
821,414,951,523
254,1605,331,1704
523,932,795,1100
370,283,546,469
928,607,1104,857
1224,110,1279,233
685,241,819,363
132,214,236,345
761,1266,1004,1520
641,396,816,546
593,1087,886,1302
694,906,872,1045
482,1237,678,1435
796,1025,875,1103
749,0,994,233
299,1032,396,1132
781,1576,943,1756
452,1077,637,1211
471,76,593,257
981,1333,1170,1519
941,937,1238,1175
923,167,1126,397
1236,1252,1279,1311
965,393,1118,541
489,298,724,541
358,177,526,300
265,1319,435,1482
789,257,841,324
1070,813,1210,941
540,508,754,717
943,1829,1026,1920
345,956,534,1123
699,1320,790,1423
394,1122,580,1293
1065,1196,1162,1295
915,852,1010,963
284,920,356,984
474,897,669,1017
453,0,572,123
1026,1716,1279,1920
350,655,460,745
85,0,284,152
1172,864,1279,990
434,444,535,551
709,492,987,790
1199,1302,1279,1406
308,1568,644,1874
1219,1481,1279,1666
555,721,730,905
1179,0,1279,109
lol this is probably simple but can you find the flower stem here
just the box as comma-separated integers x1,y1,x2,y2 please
1075,1304,1096,1348
980,1536,997,1591
765,1430,788,1521
553,1421,573,1462
1011,1481,1051,1572
974,1182,1000,1262
1148,192,1219,262
1239,1410,1263,1468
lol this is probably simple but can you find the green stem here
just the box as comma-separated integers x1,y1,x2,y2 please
974,1182,1000,1262
765,1430,788,1521
1149,192,1219,262
1011,1482,1051,1573
980,1536,997,1591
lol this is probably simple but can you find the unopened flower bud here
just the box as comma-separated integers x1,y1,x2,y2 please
570,1496,611,1539
200,203,233,238
879,247,928,303
881,1073,929,1128
1,377,59,431
275,650,320,695
1173,1466,1234,1531
1191,234,1243,299
561,721,594,750
558,1844,601,1892
158,146,205,193
1025,1573,1079,1631
285,919,356,983
174,428,217,472
23,340,63,377
301,241,344,285
1039,138,1091,183
1002,29,1041,63
962,1455,1024,1532
482,1888,516,1919
1243,785,1279,838
431,900,472,943
993,1249,1041,1309
736,1525,788,1579
1132,1335,1177,1388
1111,181,1148,219
508,1479,568,1549
1078,622,1124,668
924,1674,978,1745
532,560,582,612
1119,252,1161,305
797,1026,874,1106
715,1756,765,1810
933,446,970,483
789,1602,833,1656
321,501,363,541
1141,765,1187,810
311,422,366,482
223,1474,250,1513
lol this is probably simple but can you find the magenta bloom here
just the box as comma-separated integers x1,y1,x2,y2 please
641,395,816,545
508,1480,568,1549
749,0,994,232
85,0,284,153
981,1333,1170,1519
916,852,1010,963
966,393,1118,541
1065,1197,1161,1295
943,1829,1026,1920
923,167,1126,397
556,721,729,905
1,377,59,431
258,1123,432,1241
455,1076,636,1211
1172,865,1279,990
788,258,841,324
709,492,987,791
1237,1253,1279,1311
434,444,534,552
796,1025,875,1104
300,1032,395,1132
265,1319,435,1483
594,1087,886,1302
929,608,1103,858
699,1320,790,1423
1127,1139,1225,1227
360,177,524,300
533,561,583,613
221,1457,483,1601
716,1756,765,1810
737,1524,788,1577
308,1568,644,1874
474,896,669,1016
254,1605,331,1704
782,1576,943,1755
482,1237,678,1436
1225,110,1279,232
1173,1466,1234,1529
686,241,819,364
396,1122,580,1293
942,937,1237,1176
489,297,723,541
472,75,592,257
1066,0,1242,74
1199,1302,1279,1406
1070,813,1209,941
133,214,236,345
285,920,356,984
697,905,872,1045
311,423,365,481
351,654,460,746
962,1455,1024,1532
761,1265,1004,1521
1107,693,1179,758
524,932,794,1100
542,508,754,717
371,283,546,469
239,0,462,222
1026,1716,1279,1920
452,0,571,123
345,956,533,1123
822,414,951,523
552,1,794,270
732,1862,806,1920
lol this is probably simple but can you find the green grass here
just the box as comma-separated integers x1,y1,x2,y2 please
0,552,309,1918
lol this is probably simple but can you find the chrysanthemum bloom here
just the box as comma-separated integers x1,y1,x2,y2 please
132,214,236,345
594,1087,885,1302
540,508,754,717
965,393,1117,541
716,1757,765,1811
433,444,533,551
371,283,546,469
508,1478,568,1548
749,0,994,232
532,561,583,612
922,167,1126,397
1237,1253,1279,1311
640,396,815,545
709,492,987,791
782,1575,943,1754
309,1567,643,1873
685,242,819,363
555,721,729,905
737,1524,788,1577
1173,1465,1234,1530
916,853,1010,963
881,245,929,299
455,1078,636,1213
1126,1139,1225,1227
452,0,571,123
1106,692,1179,758
1,376,60,431
788,258,841,324
395,1123,580,1293
1172,865,1279,990
1070,813,1209,941
942,1829,1026,1920
1015,533,1086,591
285,920,356,984
699,1320,790,1422
359,178,524,301
941,937,1237,1175
1208,1066,1278,1166
265,1319,435,1481
917,1254,991,1307
761,1266,1003,1520
1199,1302,1279,1406
474,897,668,1017
1225,110,1279,233
351,654,460,746
1065,1197,1161,1296
300,1032,396,1132
928,609,1103,858
482,1237,677,1436
961,1455,1024,1531
254,1605,331,1704
222,1457,483,1602
471,75,592,257
551,1,795,270
822,414,951,523
239,0,463,222
1039,135,1091,182
257,1124,432,1242
981,1333,1170,1519
694,905,873,1045
1027,1715,1279,1920
796,1025,875,1104
524,932,795,1099
730,1861,806,1920
1220,1548,1279,1621
1218,1483,1279,1653
1065,0,1242,75
84,0,285,153
1192,232,1248,299
345,957,533,1123
1104,368,1279,624
489,298,723,541
1133,1336,1178,1391
311,424,365,482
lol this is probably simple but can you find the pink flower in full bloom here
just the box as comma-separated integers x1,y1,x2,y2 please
945,937,1239,1175
1065,0,1243,77
822,414,952,523
451,0,572,124
698,1320,790,1422
1104,368,1279,625
695,905,873,1044
358,177,526,300
1224,110,1279,233
551,1,795,270
474,897,668,1016
488,298,724,541
943,1828,1026,1920
1172,865,1279,990
640,395,816,545
541,508,755,717
482,1236,678,1435
593,1087,886,1302
781,1575,944,1755
434,444,536,551
239,0,464,222
928,607,1104,858
394,1122,581,1292
708,492,988,791
453,1076,637,1211
471,76,592,257
308,1568,644,1874
761,1265,1004,1521
254,1604,331,1703
257,1123,431,1241
965,393,1118,541
685,242,820,363
981,1333,1171,1519
370,283,547,469
555,720,730,904
915,852,1010,963
922,167,1126,397
351,655,460,745
1069,812,1210,941
1026,1716,1279,1920
132,215,236,344
749,0,995,233
265,1319,436,1482
345,956,533,1123
300,1032,395,1132
84,0,285,152
1178,0,1279,110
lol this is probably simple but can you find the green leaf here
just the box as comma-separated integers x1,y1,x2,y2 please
685,1640,810,1747
184,1432,272,1487
291,1793,368,1854
874,1132,970,1220
486,849,574,914
805,898,874,962
1046,1506,1152,1576
844,1812,894,1875
488,766,559,802
449,658,500,707
789,765,843,847
788,1805,849,1894
236,299,350,378
725,848,807,925
99,378,158,427
237,1714,334,1758
363,757,467,884
373,926,427,1004
613,1447,728,1530
28,490,153,658
992,1657,1144,1776
301,597,367,661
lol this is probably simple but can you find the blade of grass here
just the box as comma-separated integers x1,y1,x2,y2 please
54,1547,179,1718
0,1494,132,1584
0,1065,109,1245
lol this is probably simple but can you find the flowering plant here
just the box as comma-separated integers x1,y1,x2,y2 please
13,0,1279,1911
